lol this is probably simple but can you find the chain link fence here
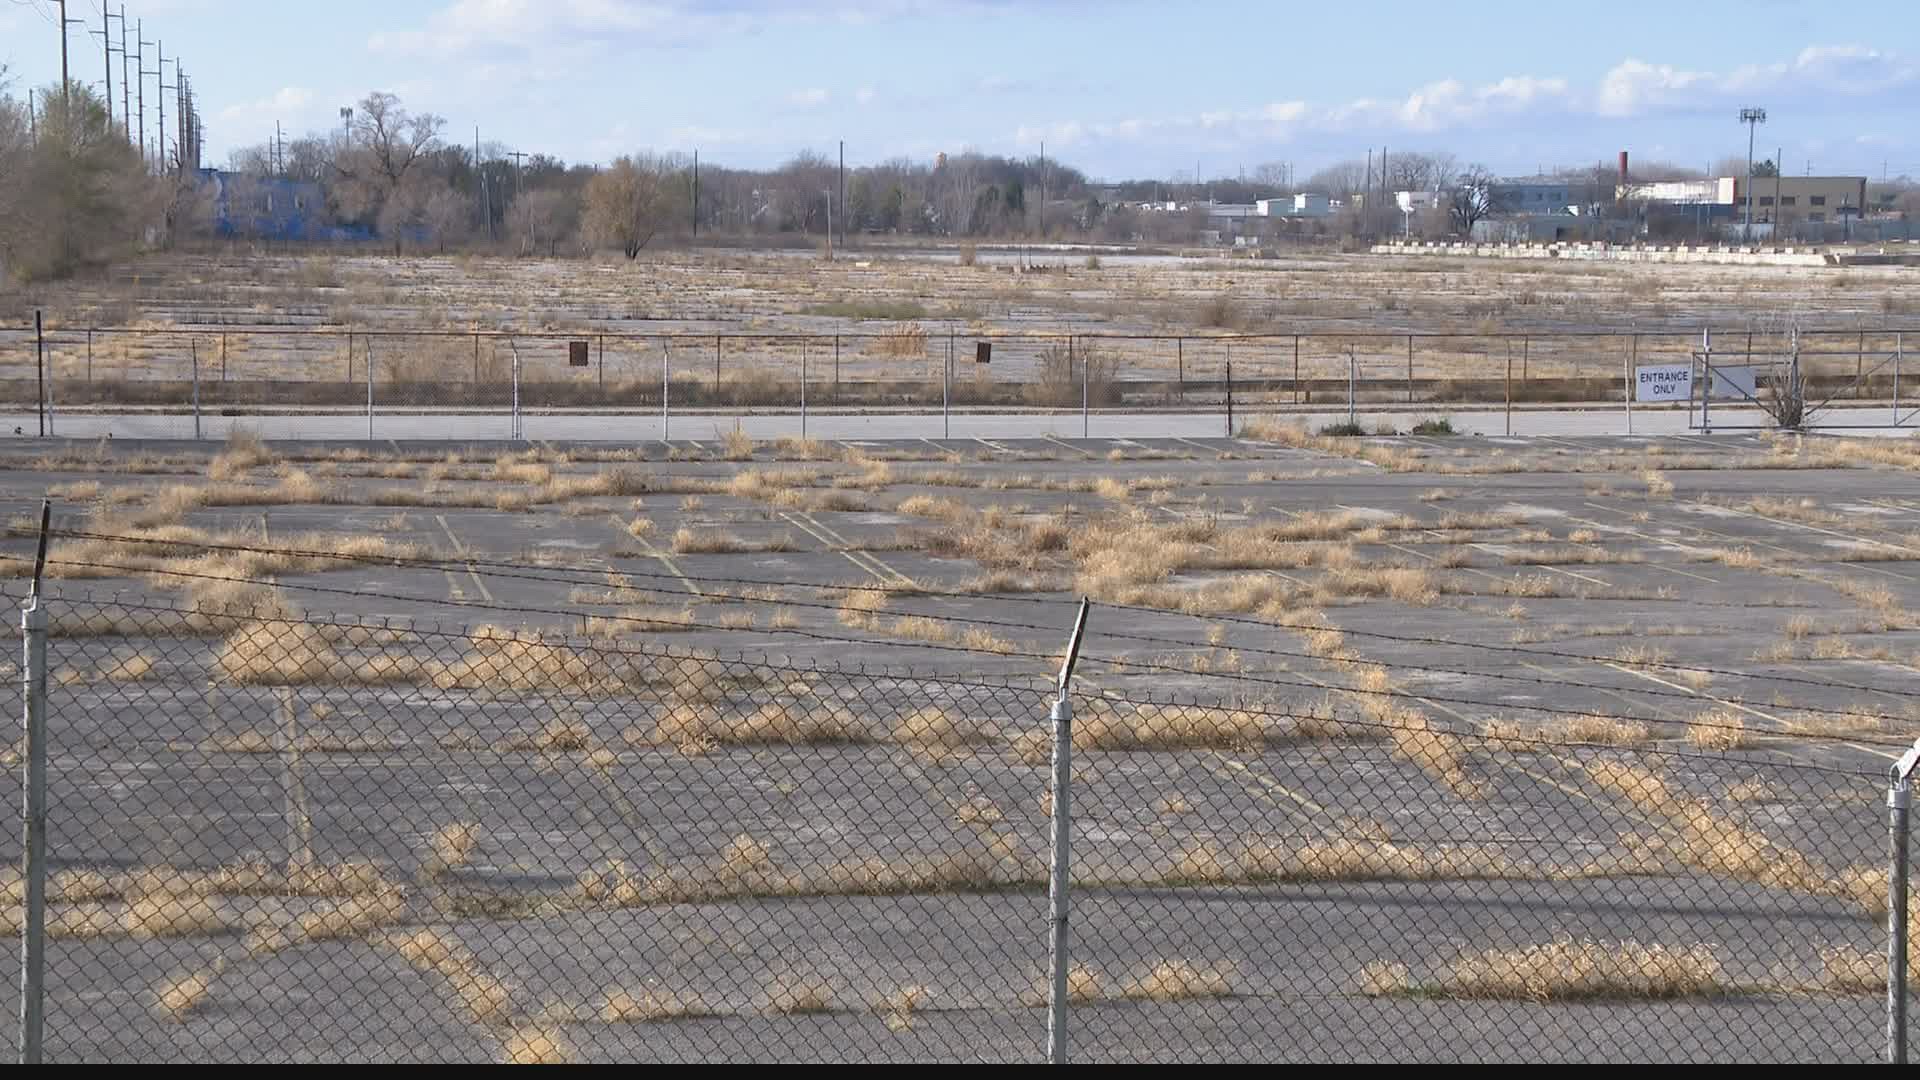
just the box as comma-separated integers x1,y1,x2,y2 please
6,323,1915,437
4,587,1911,1061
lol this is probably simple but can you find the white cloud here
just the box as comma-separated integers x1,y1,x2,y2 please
1018,44,1913,156
217,87,318,128
1599,45,1917,117
786,87,831,108
855,87,876,106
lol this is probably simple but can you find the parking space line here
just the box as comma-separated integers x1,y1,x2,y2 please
1042,434,1096,458
800,511,917,585
607,512,703,597
434,515,496,603
1210,753,1327,816
779,511,913,587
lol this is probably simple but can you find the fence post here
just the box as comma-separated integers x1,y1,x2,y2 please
800,338,808,442
18,501,50,1065
597,334,604,392
1889,741,1920,1064
943,330,953,440
1407,335,1414,404
1225,358,1234,438
833,334,840,404
1176,337,1184,401
191,337,202,441
1624,352,1634,436
365,338,375,444
1077,336,1088,439
510,339,522,442
1347,349,1357,430
714,334,721,397
1860,331,1867,400
1293,334,1301,405
472,333,479,386
1897,334,1904,428
221,331,227,383
1047,599,1090,1065
345,331,353,385
662,340,671,443
86,328,92,384
34,311,44,438
1504,347,1512,437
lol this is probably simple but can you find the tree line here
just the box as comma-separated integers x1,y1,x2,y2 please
6,75,1918,280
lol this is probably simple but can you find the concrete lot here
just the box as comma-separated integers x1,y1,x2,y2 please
1,431,1915,1061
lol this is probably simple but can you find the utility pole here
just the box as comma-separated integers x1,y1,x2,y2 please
136,21,149,166
508,150,526,204
1039,139,1046,237
838,139,845,251
692,148,699,238
92,3,114,133
57,1,71,112
476,127,493,243
118,6,130,141
276,120,284,176
1739,106,1766,239
154,40,168,172
1775,144,1783,239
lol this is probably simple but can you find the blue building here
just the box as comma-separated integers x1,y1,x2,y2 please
198,169,348,241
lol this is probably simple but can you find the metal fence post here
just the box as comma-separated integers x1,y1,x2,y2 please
18,501,50,1065
191,337,202,441
1347,349,1358,430
1225,358,1234,438
1047,599,1090,1065
1896,333,1903,428
800,338,808,442
1077,336,1088,439
221,331,227,383
85,328,92,384
365,338,375,444
714,333,721,397
1407,335,1415,403
1630,333,1641,431
1177,337,1184,401
662,340,671,443
1889,741,1920,1064
1293,334,1301,405
1624,353,1634,436
34,311,45,438
510,339,522,442
1504,347,1512,437
943,330,952,440
597,334,604,392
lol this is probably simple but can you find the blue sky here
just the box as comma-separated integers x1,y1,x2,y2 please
3,0,1917,181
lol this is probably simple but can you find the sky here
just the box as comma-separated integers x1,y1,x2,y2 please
2,0,1918,183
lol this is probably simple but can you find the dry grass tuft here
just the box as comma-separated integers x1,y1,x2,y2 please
720,427,756,461
599,987,715,1023
657,701,859,750
1022,962,1102,1006
894,707,990,762
124,893,229,938
1819,945,1884,993
764,970,836,1014
1356,960,1414,997
1685,708,1751,751
1642,469,1674,498
154,961,223,1020
1072,703,1266,752
216,621,346,685
499,1025,575,1064
1119,959,1234,1001
1420,937,1725,1001
872,984,931,1031
299,891,406,941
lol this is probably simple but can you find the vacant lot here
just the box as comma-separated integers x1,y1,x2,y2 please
2,428,1918,1060
4,250,1915,412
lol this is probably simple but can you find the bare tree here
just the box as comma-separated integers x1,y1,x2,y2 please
332,91,443,250
422,185,471,253
583,154,671,258
1447,164,1502,236
510,188,575,255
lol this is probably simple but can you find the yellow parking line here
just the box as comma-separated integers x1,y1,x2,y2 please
434,515,495,603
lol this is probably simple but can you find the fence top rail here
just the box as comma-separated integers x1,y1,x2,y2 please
7,324,1919,343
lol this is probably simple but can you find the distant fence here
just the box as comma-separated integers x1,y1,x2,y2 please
2,320,1916,432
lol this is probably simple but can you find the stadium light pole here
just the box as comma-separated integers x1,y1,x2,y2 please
1739,107,1766,239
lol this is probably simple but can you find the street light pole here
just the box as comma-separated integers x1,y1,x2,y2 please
1739,106,1766,240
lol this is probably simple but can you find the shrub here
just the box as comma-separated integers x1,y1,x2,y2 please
1317,421,1366,437
1410,417,1457,435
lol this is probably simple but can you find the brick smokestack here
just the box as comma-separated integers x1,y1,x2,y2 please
1618,151,1629,185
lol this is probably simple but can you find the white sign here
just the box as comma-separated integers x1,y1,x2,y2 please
1707,364,1758,402
1635,364,1693,401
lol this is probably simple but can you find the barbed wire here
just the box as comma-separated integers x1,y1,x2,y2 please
37,526,1920,704
19,559,1917,751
